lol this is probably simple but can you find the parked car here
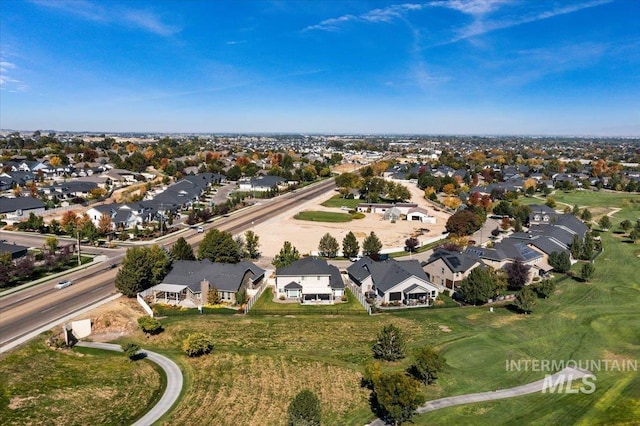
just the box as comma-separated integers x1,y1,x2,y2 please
197,226,204,233
54,280,72,289
349,255,362,262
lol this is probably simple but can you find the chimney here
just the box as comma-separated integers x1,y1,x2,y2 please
200,279,209,304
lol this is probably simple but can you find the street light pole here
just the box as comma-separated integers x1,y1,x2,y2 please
76,228,81,266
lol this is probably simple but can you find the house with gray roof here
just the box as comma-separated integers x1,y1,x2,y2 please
347,256,442,306
238,175,288,192
145,259,265,306
275,257,344,303
0,196,46,222
422,249,485,293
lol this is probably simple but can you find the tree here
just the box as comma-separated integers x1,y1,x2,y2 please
115,246,171,297
208,286,222,305
98,214,113,236
372,324,406,361
198,229,241,263
630,229,640,243
581,232,594,260
137,316,163,335
182,332,214,357
514,217,523,233
342,231,360,258
374,372,425,426
548,251,571,273
598,215,612,231
273,241,300,269
505,258,530,290
363,231,383,257
318,233,339,258
533,279,555,298
171,237,195,260
445,209,482,237
287,389,321,426
458,267,498,305
619,219,633,232
493,200,513,217
580,208,592,222
60,210,79,235
122,342,140,360
404,237,419,253
580,263,595,282
410,346,446,385
44,236,58,255
245,230,261,259
570,235,583,260
545,196,556,208
500,216,511,231
514,286,537,314
80,218,99,243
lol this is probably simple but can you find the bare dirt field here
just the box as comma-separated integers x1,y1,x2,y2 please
249,180,450,257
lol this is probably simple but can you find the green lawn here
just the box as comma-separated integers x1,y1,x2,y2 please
321,195,362,209
248,287,367,315
294,210,353,222
1,191,638,425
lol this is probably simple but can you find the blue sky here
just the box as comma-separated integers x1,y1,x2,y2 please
1,0,639,135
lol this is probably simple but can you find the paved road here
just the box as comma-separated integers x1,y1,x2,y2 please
367,367,593,425
76,341,183,426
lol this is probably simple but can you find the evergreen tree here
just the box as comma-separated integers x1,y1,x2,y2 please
580,263,595,282
363,231,383,257
115,246,171,297
409,347,446,385
570,235,583,260
342,231,360,258
514,286,537,313
581,232,594,260
598,215,612,230
171,237,195,260
198,229,241,263
318,233,339,258
287,389,321,426
549,251,571,273
372,324,406,361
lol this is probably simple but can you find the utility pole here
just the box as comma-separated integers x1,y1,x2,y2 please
76,227,81,266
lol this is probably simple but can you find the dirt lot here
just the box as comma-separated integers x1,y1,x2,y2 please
250,180,450,256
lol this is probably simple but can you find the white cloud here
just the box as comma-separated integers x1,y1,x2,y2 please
429,0,509,16
0,60,28,92
303,3,425,31
450,0,612,43
30,0,180,36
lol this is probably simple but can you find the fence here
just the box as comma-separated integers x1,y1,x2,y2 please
137,293,154,317
245,281,268,314
247,308,367,316
346,281,372,315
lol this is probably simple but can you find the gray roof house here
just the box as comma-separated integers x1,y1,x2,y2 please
422,249,485,292
0,196,46,221
145,260,265,306
275,257,344,302
347,256,442,306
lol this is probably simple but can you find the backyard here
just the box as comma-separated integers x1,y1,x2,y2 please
0,190,638,425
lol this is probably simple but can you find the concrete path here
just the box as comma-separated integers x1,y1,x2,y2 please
368,367,593,425
76,341,183,426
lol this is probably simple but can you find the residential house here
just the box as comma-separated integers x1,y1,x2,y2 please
0,196,46,221
238,175,288,192
406,207,436,224
422,249,484,293
347,256,442,305
0,241,29,260
145,260,265,306
275,257,344,302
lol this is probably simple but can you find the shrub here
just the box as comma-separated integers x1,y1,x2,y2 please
182,332,214,357
351,212,365,219
287,389,321,426
137,315,163,335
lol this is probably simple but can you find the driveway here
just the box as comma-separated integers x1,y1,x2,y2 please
367,367,593,425
76,341,183,426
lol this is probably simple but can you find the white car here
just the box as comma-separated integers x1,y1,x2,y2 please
54,280,72,289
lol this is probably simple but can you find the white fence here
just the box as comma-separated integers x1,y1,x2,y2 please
137,293,154,317
245,281,268,314
346,280,371,315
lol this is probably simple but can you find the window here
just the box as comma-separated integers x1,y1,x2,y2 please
279,288,284,293
441,267,445,274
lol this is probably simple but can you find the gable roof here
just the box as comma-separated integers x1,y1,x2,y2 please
347,256,432,293
0,196,45,214
276,257,344,289
162,259,265,292
426,249,483,273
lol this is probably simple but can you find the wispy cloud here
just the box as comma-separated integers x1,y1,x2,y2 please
226,40,247,45
0,60,29,92
429,0,509,16
303,3,425,31
448,0,612,43
30,0,179,36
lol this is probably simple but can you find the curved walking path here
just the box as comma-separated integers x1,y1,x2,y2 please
76,341,183,426
369,367,593,425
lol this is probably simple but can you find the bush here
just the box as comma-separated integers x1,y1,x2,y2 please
182,332,214,357
137,315,163,335
351,212,365,219
287,389,321,426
